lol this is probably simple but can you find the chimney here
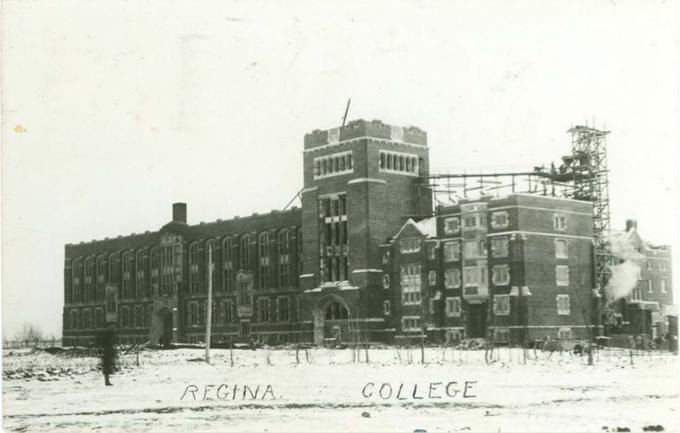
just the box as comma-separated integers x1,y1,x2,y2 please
625,219,637,232
172,203,187,224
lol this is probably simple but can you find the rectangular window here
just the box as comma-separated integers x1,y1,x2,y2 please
463,216,477,229
558,327,572,340
313,151,354,179
553,214,567,231
444,217,460,234
445,297,461,317
556,294,570,315
400,238,421,253
429,298,436,314
491,211,509,229
491,237,509,258
400,264,422,305
492,265,510,286
277,297,290,322
463,266,479,287
660,260,668,271
493,295,510,316
555,239,568,259
383,300,391,315
257,298,270,322
494,328,510,343
379,150,419,176
427,244,437,260
556,265,569,286
445,268,461,288
647,280,653,293
661,279,667,293
383,273,390,289
401,316,421,331
443,241,460,262
427,270,437,287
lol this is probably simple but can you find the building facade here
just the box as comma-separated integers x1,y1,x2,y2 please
62,119,672,347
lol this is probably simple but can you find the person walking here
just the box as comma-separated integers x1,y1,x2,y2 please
96,325,118,386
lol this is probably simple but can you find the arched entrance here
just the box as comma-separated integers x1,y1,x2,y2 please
313,297,350,346
155,308,173,348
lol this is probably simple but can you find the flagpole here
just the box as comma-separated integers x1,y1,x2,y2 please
205,243,213,364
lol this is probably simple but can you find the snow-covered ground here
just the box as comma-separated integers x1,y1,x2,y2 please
2,346,678,432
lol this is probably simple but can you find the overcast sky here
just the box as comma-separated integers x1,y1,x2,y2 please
2,0,678,338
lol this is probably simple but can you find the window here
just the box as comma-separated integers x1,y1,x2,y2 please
277,297,290,322
318,194,348,282
258,232,272,289
401,316,421,331
222,299,235,324
71,258,82,302
491,236,509,258
187,302,199,326
383,300,391,315
661,279,667,293
463,216,477,229
150,247,159,295
493,295,510,316
494,328,510,343
189,242,199,293
429,298,437,314
135,250,146,298
239,321,250,337
555,239,568,259
660,260,668,271
96,255,106,300
445,268,461,288
558,327,572,340
222,237,234,291
383,274,390,289
83,257,94,302
240,234,253,270
278,230,291,287
428,270,437,287
556,294,570,315
556,265,569,286
205,239,217,290
379,150,418,175
314,151,353,179
121,251,133,299
553,214,567,231
492,265,510,286
401,264,422,305
444,217,460,234
427,244,437,260
445,297,461,317
647,280,653,293
464,266,481,287
257,298,270,322
82,309,91,329
491,211,509,229
443,241,460,262
400,238,421,253
108,253,119,285
382,250,390,264
647,260,653,270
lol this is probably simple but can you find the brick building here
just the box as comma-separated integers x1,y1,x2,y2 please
62,119,672,347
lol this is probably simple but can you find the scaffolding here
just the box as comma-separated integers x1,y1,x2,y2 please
420,124,613,303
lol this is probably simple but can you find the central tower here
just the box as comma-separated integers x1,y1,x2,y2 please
299,119,431,343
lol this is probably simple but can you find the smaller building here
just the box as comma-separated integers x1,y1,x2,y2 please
614,220,674,339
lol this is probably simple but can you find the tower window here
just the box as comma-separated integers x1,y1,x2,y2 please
379,150,419,176
313,151,354,180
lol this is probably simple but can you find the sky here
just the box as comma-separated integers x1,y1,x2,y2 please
2,0,679,339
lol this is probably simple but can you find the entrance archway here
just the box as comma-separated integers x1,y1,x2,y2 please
313,297,350,346
156,308,173,348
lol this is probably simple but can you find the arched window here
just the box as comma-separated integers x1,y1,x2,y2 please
96,255,106,301
278,229,291,287
135,249,146,298
108,252,119,286
72,258,82,303
240,234,252,271
205,239,217,290
189,241,199,293
258,232,272,289
222,237,234,291
149,247,159,296
83,257,94,302
121,251,133,299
